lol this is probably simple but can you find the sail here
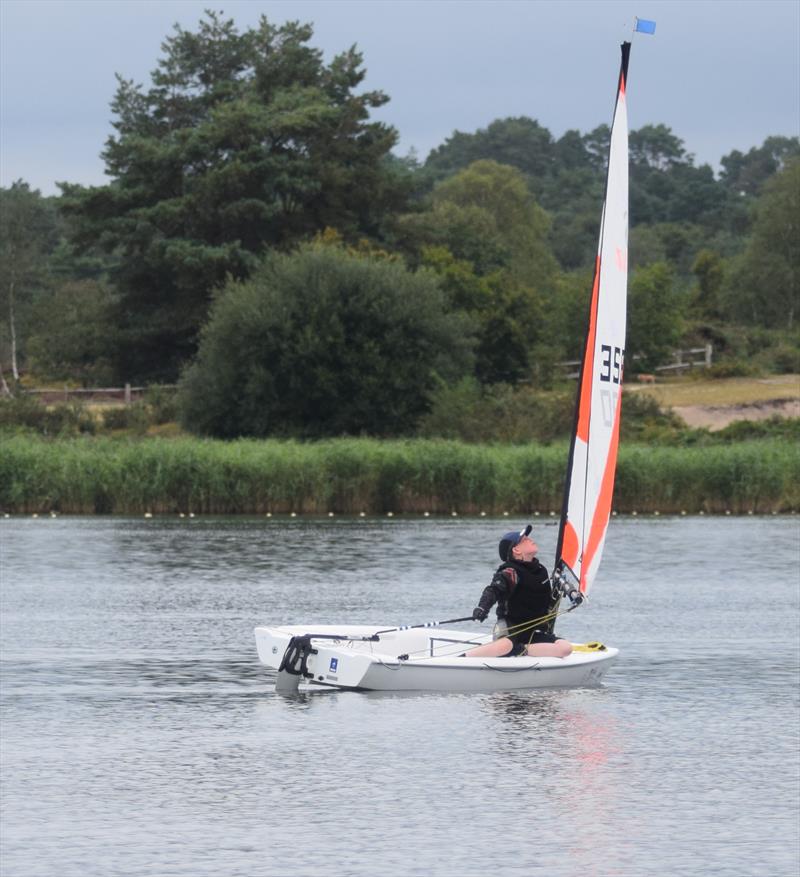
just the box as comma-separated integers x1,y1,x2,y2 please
555,42,631,594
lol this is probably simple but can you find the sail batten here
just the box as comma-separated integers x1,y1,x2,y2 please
555,42,631,595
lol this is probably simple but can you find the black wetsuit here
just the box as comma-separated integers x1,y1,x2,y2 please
476,558,559,653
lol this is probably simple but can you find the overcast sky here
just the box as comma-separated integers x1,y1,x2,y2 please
1,0,798,195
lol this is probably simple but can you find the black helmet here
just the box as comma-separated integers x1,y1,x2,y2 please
498,524,532,562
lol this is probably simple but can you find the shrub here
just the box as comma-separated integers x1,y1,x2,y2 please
417,378,574,443
101,402,150,434
758,343,800,374
0,395,96,436
179,244,474,438
144,385,179,424
619,391,686,443
703,361,762,379
712,416,800,443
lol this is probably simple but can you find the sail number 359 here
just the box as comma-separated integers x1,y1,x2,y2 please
599,344,624,384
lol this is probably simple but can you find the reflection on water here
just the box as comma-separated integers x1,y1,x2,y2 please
1,516,798,877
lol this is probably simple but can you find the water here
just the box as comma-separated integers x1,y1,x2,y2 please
1,515,798,877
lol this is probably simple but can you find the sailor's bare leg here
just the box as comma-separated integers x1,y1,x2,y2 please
525,640,573,657
463,637,514,657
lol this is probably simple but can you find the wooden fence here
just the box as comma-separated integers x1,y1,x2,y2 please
20,347,715,401
25,384,177,404
557,344,713,379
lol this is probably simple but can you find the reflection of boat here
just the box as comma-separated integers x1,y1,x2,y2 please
254,42,632,692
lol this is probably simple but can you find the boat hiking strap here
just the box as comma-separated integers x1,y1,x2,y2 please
571,642,607,652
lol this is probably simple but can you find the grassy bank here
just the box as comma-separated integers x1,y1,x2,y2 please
1,436,797,515
628,373,799,408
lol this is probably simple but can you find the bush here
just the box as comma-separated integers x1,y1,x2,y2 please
179,244,474,438
712,416,800,443
144,385,179,424
685,323,799,376
619,391,686,443
702,361,763,379
418,378,574,443
101,402,151,434
419,378,699,445
0,395,97,436
757,342,800,374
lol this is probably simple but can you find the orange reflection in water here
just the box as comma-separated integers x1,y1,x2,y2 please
483,690,632,877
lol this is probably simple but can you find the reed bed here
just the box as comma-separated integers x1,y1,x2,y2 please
0,436,797,515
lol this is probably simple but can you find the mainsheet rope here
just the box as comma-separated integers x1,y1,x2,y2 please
399,606,575,662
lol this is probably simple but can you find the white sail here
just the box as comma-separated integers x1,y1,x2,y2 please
555,43,631,594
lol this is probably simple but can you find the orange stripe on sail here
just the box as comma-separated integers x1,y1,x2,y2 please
577,257,601,444
580,388,623,591
561,519,580,570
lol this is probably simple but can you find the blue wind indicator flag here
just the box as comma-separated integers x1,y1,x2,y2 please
634,18,657,34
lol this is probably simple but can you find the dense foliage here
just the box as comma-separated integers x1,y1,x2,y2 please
58,12,406,381
0,181,60,387
179,243,472,437
1,10,798,440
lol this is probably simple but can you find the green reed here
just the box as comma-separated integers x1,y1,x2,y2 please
0,435,797,514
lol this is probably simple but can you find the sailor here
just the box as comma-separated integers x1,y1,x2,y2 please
463,525,573,658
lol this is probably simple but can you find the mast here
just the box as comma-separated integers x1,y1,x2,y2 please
554,42,631,595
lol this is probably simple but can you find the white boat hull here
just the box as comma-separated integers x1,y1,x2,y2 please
254,625,618,692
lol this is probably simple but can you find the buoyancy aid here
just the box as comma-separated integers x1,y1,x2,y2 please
477,558,552,626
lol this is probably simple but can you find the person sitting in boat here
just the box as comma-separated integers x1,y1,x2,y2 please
463,525,573,659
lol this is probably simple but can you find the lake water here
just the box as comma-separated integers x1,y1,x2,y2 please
1,515,798,877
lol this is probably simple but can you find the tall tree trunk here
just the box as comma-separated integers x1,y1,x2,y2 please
8,280,19,381
0,360,10,397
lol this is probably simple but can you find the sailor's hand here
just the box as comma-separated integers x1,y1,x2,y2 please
472,606,488,622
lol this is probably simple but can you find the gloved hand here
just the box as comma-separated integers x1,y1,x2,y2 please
472,606,488,622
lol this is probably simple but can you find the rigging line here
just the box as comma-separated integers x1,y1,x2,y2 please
502,608,565,637
400,607,574,663
383,611,565,661
400,635,494,661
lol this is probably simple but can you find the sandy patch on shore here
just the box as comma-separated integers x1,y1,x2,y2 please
674,398,800,430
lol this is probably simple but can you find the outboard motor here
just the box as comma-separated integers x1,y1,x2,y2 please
275,635,317,692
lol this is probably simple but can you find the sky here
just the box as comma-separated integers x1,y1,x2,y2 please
1,0,798,195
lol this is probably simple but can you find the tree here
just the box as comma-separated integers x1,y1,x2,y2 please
27,280,116,384
178,243,473,437
723,158,800,328
690,249,724,321
432,160,557,283
396,161,559,384
424,117,556,185
627,262,684,372
60,11,405,382
720,136,800,197
629,124,687,171
0,182,59,383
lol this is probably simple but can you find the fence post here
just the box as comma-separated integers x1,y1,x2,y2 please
124,383,131,405
705,343,713,367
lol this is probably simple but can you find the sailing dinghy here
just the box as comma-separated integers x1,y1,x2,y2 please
254,42,632,692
